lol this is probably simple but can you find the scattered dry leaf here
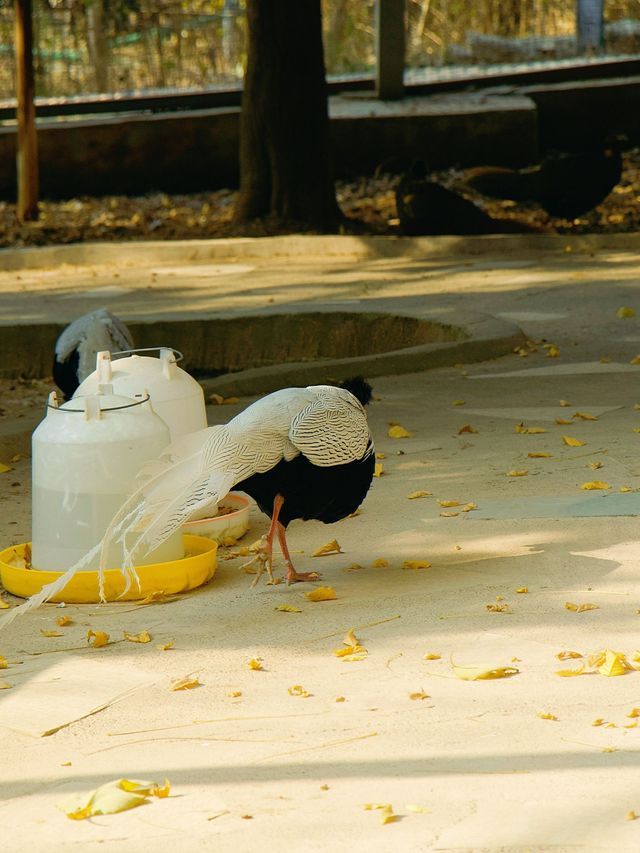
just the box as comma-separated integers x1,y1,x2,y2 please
581,481,611,490
59,777,171,820
407,490,432,500
565,602,599,612
312,540,343,557
617,306,636,318
573,412,598,421
528,452,553,458
157,641,174,651
598,649,632,676
562,435,586,446
628,708,640,718
0,598,10,610
538,712,558,720
0,680,11,689
507,469,528,477
40,629,64,638
559,400,571,407
379,804,398,825
388,424,412,438
587,461,603,470
87,630,110,648
626,810,638,821
439,511,459,517
452,400,466,406
305,586,337,602
423,653,441,660
457,424,478,434
209,394,239,405
136,591,171,605
375,452,386,460
247,658,264,671
275,604,302,613
371,558,389,568
56,615,73,626
555,418,573,425
557,650,583,660
452,662,519,680
0,463,11,474
0,655,7,669
123,630,152,644
373,463,384,478
546,345,560,358
620,486,633,492
402,560,431,570
409,690,429,700
515,587,528,594
171,675,201,690
486,603,511,613
335,696,346,702
438,500,460,508
406,804,430,814
288,684,311,697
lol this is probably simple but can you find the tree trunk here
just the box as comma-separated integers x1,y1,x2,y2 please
234,0,342,231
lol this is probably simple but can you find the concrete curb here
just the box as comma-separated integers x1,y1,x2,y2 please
1,232,640,270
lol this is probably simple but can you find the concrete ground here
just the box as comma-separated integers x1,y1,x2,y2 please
2,235,640,851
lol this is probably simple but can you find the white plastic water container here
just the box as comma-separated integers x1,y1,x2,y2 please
31,388,184,572
74,348,207,440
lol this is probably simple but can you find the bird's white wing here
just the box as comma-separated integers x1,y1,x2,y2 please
288,390,371,467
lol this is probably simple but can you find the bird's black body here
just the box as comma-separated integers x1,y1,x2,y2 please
235,376,375,529
236,441,375,528
52,349,80,401
465,144,623,219
396,162,538,236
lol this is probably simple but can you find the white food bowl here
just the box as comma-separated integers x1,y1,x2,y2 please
182,493,250,543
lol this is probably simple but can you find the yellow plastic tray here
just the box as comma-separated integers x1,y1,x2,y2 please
0,535,217,603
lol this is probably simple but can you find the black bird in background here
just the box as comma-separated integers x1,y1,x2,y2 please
463,138,625,220
53,309,134,400
395,161,541,235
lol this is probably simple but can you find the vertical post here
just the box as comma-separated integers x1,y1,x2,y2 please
576,0,604,54
375,0,405,100
15,0,39,222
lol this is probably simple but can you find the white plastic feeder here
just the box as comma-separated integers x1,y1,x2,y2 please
31,387,184,572
74,347,207,440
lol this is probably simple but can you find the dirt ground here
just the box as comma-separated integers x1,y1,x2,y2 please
1,149,639,248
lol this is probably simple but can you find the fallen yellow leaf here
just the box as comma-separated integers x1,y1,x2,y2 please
620,486,633,492
631,355,640,365
0,598,10,610
123,630,152,644
438,500,460,507
573,412,598,421
457,424,478,434
461,502,477,512
546,345,560,358
629,708,640,718
626,810,638,821
559,400,571,407
598,649,631,677
507,469,528,477
617,306,636,318
515,587,528,594
555,665,587,677
407,490,432,500
439,511,459,517
452,662,519,680
335,696,346,702
405,804,430,814
171,675,201,690
0,655,7,669
486,603,511,613
538,712,558,720
87,630,110,648
371,558,389,568
343,628,358,646
556,418,573,425
333,644,367,658
373,463,384,478
379,804,398,825
452,400,466,406
0,680,11,689
375,452,386,460
592,718,606,726
136,590,170,605
423,653,441,660
157,641,174,651
0,463,11,474
305,586,337,602
557,650,583,660
58,777,170,820
388,424,412,438
565,602,599,612
312,540,343,557
56,615,73,626
409,690,429,700
587,461,603,470
40,629,64,637
402,560,431,570
528,452,553,458
520,426,547,434
247,658,264,671
288,684,311,697
562,435,586,447
275,604,302,613
581,481,611,490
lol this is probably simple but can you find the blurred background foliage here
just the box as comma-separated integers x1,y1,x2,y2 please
1,0,640,99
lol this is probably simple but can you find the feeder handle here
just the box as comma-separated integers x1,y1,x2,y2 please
47,393,151,413
111,347,184,363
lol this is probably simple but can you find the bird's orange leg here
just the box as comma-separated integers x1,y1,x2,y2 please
245,496,283,586
276,520,321,586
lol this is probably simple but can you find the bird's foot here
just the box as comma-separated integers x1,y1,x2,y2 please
286,566,321,586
